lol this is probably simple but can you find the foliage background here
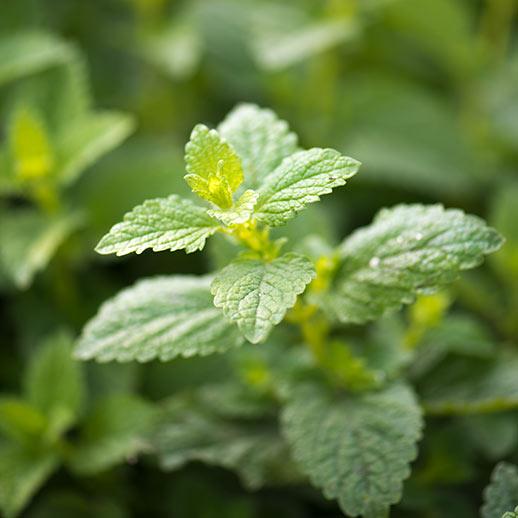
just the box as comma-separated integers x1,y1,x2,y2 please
1,0,518,516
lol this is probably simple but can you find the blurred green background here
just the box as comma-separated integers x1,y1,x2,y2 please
1,0,518,516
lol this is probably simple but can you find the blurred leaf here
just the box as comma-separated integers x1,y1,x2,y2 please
251,5,358,71
69,394,156,475
0,398,47,445
340,75,485,197
8,103,55,182
282,382,423,517
24,332,85,436
490,182,518,282
463,413,518,461
75,275,244,362
0,31,73,86
479,53,518,150
139,16,202,80
421,351,518,415
75,136,188,239
152,391,300,489
0,443,58,518
383,0,477,77
56,112,135,186
0,208,82,289
409,314,495,379
482,462,518,518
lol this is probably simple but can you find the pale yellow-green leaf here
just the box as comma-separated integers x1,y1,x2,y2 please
184,124,243,208
9,105,55,181
207,189,258,226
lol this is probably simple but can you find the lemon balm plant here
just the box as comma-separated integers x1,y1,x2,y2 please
76,104,504,517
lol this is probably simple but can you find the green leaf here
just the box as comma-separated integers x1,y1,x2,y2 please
0,208,81,289
254,148,359,226
420,351,518,415
184,124,243,208
408,314,495,379
482,462,518,518
342,75,484,198
95,195,219,256
324,204,503,324
0,398,47,445
384,0,476,77
282,383,423,517
463,414,518,461
253,16,358,71
75,275,244,362
211,252,315,343
217,103,298,189
0,444,58,518
56,112,135,186
68,395,156,475
151,392,300,490
503,508,518,518
24,332,84,436
207,189,258,226
139,17,202,80
0,31,73,86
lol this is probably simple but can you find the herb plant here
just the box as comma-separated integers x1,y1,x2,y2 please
76,104,505,517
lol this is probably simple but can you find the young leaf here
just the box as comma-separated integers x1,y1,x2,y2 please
184,124,243,208
211,252,315,343
9,104,55,181
151,393,300,489
24,332,85,436
95,195,219,256
482,462,518,518
0,444,58,518
254,148,360,226
0,31,72,86
282,383,423,517
0,208,81,289
207,189,258,226
217,103,298,189
68,394,156,475
323,204,503,324
75,275,244,362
